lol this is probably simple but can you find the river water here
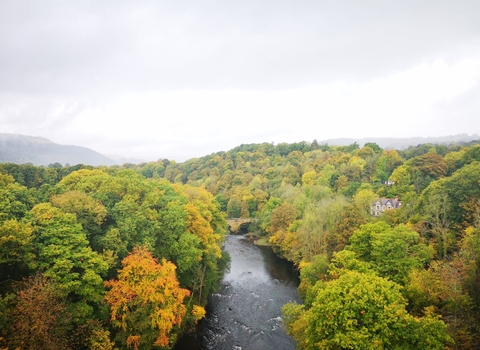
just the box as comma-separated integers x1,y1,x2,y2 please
175,234,301,350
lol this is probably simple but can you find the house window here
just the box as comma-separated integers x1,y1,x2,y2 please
376,204,380,210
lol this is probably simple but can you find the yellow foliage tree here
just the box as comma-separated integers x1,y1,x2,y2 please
191,305,206,323
302,171,317,187
105,247,190,349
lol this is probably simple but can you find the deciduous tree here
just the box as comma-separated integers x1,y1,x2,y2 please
285,271,450,349
348,222,433,283
30,203,108,315
105,247,189,349
10,274,70,350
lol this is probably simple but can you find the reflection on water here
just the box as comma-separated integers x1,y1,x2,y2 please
175,235,301,350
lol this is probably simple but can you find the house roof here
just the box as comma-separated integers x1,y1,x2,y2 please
373,198,401,208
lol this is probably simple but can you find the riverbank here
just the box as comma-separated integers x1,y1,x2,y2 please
245,232,271,246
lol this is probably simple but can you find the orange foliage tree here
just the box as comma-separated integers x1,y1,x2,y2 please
10,274,70,350
105,247,190,349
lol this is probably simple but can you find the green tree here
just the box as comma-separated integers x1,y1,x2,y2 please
285,271,450,350
0,219,34,281
296,196,348,260
297,254,329,298
226,197,242,218
389,164,415,199
364,142,382,153
418,161,480,229
348,222,433,284
0,174,34,222
409,152,447,192
30,203,108,318
352,188,377,215
258,197,282,234
51,190,107,244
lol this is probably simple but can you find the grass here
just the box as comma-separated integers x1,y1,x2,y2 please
253,236,271,246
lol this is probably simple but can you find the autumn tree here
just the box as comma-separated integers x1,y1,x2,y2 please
460,226,480,303
105,247,190,349
332,202,369,253
9,274,70,350
343,155,366,182
295,196,348,260
268,202,297,235
182,185,226,301
405,258,476,348
282,165,301,186
408,152,447,192
257,196,282,234
267,202,297,250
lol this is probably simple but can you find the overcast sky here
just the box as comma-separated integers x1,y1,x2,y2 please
1,1,479,162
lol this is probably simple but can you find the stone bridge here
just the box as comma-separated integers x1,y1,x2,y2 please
226,218,258,234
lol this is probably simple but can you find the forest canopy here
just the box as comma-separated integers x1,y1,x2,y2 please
1,138,480,348
0,168,227,349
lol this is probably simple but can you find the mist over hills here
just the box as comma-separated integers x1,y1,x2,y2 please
105,154,147,165
0,133,116,166
319,134,480,150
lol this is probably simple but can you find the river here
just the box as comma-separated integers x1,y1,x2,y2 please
175,234,301,350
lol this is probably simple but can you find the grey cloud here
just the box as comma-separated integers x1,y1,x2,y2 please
1,0,479,96
0,95,88,135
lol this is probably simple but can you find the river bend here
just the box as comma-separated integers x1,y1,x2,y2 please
176,234,301,350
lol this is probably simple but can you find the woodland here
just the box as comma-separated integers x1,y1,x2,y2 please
1,139,480,349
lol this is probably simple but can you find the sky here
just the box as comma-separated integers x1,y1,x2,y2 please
1,0,480,162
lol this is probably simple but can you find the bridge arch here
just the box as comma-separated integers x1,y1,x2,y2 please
226,218,257,234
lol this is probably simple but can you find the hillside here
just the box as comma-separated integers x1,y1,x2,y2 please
0,133,116,166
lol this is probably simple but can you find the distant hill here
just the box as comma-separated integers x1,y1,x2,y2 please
106,154,147,165
320,134,480,149
0,133,116,166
